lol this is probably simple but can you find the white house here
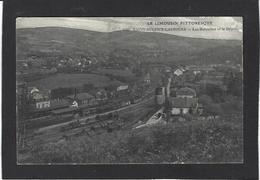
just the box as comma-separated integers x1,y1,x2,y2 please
170,97,198,115
170,87,198,115
174,69,184,76
30,91,50,109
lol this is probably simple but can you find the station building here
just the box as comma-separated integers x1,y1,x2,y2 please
169,87,200,115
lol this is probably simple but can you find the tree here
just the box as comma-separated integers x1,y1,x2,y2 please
199,95,222,115
205,84,225,103
223,71,242,97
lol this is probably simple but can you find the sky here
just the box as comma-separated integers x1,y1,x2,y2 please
16,17,242,40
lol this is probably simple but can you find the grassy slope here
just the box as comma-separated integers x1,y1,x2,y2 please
24,118,242,164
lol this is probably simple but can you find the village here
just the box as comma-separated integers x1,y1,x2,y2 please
16,54,242,155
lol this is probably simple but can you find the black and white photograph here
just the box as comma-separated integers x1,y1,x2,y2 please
16,17,243,164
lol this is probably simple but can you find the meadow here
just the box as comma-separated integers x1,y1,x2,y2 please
27,73,122,91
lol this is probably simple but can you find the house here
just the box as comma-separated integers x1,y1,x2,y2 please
117,85,128,91
182,70,197,82
143,73,151,84
50,99,70,109
29,89,50,109
116,84,129,97
170,97,198,115
173,68,184,76
29,87,40,94
67,92,97,107
155,87,166,105
176,87,196,98
169,87,199,115
193,70,201,75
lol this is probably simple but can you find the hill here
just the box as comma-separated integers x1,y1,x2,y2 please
16,27,242,65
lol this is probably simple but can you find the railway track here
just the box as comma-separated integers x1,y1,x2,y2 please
23,95,155,146
26,117,116,146
36,95,154,133
27,115,128,146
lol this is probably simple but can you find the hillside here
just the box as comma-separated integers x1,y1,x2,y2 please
16,27,242,65
20,118,243,163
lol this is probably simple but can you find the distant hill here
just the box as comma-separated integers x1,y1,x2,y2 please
16,27,242,65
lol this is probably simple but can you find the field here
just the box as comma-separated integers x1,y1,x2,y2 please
27,73,122,91
95,68,135,77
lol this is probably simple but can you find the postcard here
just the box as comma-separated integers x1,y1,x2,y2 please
16,17,244,164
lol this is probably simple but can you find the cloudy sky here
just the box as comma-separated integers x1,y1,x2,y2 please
16,17,242,40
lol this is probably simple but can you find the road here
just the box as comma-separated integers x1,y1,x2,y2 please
36,95,154,133
134,107,165,129
134,75,172,129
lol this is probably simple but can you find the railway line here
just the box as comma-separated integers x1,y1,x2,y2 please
36,95,154,133
26,118,113,146
20,89,155,129
23,95,156,147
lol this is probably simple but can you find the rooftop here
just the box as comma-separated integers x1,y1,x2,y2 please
176,87,196,97
50,99,70,108
67,92,94,100
170,97,198,108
